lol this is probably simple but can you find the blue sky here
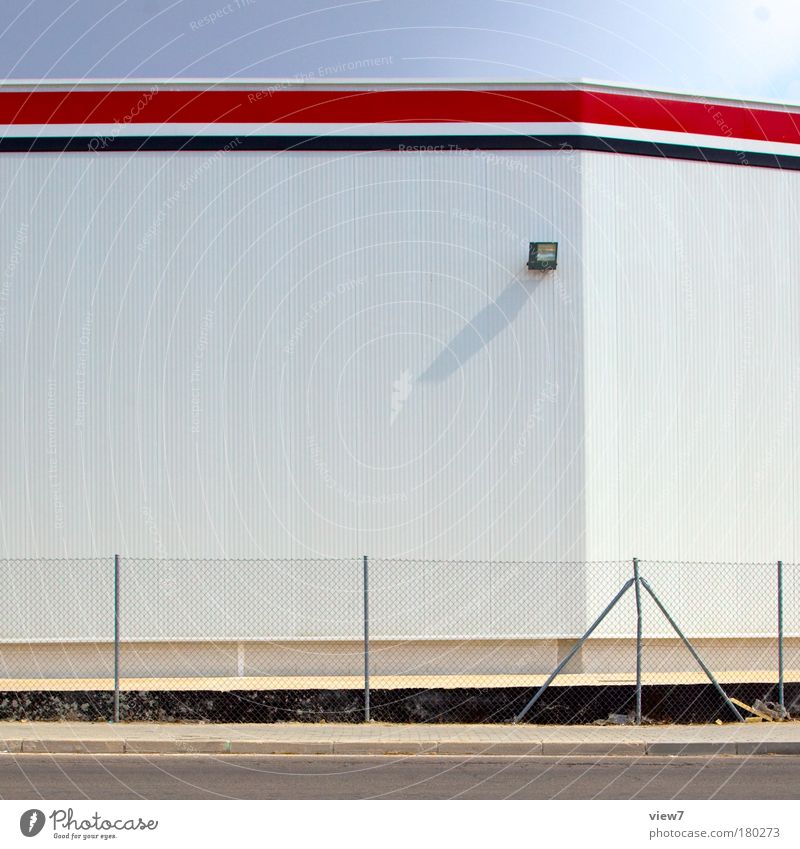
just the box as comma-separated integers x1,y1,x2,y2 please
2,0,800,102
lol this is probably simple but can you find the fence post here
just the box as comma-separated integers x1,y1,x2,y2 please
778,560,784,711
113,553,120,724
362,554,370,723
633,557,642,725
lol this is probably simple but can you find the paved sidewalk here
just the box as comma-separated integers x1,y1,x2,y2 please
1,720,799,756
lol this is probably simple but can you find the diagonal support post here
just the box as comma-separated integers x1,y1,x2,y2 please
639,578,744,723
513,578,635,724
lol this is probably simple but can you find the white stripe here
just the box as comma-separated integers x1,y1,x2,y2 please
1,120,799,156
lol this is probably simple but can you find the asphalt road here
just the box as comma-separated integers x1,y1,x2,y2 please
1,754,799,799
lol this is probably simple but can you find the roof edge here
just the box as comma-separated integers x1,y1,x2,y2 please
0,77,797,110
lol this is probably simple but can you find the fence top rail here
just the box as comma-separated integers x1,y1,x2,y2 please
368,558,630,566
0,557,793,566
118,557,360,565
0,557,359,565
0,557,111,562
640,559,784,568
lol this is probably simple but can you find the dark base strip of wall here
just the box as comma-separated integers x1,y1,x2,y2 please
0,683,796,725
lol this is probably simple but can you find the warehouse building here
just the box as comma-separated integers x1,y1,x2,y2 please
0,80,797,686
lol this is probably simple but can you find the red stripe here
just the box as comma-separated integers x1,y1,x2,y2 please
1,88,800,145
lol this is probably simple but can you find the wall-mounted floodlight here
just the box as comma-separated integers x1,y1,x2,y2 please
528,242,558,270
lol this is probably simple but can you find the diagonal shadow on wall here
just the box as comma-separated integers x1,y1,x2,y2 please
418,277,538,382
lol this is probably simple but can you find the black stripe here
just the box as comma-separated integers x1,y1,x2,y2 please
0,133,798,170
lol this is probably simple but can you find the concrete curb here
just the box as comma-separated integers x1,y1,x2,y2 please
3,738,800,756
542,742,646,756
332,741,438,755
20,739,124,754
734,742,800,755
124,739,229,755
436,741,543,756
228,741,334,755
646,742,738,756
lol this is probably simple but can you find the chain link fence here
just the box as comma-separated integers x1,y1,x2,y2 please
0,556,796,723
0,558,113,720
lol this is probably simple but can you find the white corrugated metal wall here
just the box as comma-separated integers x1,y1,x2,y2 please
581,151,800,637
1,142,798,647
581,151,800,564
0,148,585,562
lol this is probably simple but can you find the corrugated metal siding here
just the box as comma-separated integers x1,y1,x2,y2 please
4,143,796,641
0,149,585,562
581,151,800,564
581,151,800,636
